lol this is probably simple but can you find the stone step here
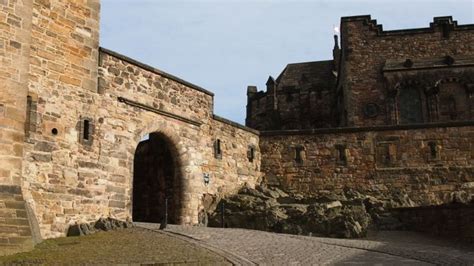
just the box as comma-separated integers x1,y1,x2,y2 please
3,218,30,226
0,193,24,201
3,200,26,210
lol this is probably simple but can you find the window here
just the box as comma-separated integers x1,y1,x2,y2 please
427,141,440,160
83,119,90,140
399,87,423,124
294,145,305,164
335,144,347,164
79,117,94,146
376,142,397,167
214,139,222,159
247,146,255,162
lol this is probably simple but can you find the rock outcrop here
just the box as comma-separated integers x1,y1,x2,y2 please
67,218,133,237
206,184,414,238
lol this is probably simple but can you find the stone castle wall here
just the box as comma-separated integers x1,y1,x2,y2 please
339,16,474,127
20,45,261,239
246,61,337,131
21,0,101,240
0,0,473,255
260,123,474,205
0,0,34,254
0,0,261,243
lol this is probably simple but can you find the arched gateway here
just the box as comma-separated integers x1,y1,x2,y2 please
132,132,183,224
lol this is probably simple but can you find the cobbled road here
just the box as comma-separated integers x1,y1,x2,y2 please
136,223,474,265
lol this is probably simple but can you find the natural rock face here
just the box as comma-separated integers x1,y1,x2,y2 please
207,185,396,238
67,218,133,237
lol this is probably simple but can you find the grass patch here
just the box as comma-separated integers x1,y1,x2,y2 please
0,228,230,265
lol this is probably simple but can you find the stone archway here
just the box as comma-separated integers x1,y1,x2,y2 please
132,132,182,224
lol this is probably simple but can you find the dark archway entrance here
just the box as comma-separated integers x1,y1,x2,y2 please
132,132,181,224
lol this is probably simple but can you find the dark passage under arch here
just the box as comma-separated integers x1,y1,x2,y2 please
132,132,181,224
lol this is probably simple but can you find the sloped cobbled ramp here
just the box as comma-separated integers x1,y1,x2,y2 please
136,223,474,265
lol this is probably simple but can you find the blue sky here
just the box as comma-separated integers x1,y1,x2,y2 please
100,0,473,124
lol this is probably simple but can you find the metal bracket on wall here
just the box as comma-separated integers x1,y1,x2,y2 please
117,97,202,127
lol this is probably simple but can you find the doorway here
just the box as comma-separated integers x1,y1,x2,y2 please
132,132,181,223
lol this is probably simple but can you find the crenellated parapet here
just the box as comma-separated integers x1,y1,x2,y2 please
340,15,474,37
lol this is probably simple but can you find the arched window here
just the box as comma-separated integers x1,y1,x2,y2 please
399,87,423,124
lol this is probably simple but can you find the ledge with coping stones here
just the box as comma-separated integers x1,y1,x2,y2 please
260,120,474,136
99,47,215,97
213,114,260,135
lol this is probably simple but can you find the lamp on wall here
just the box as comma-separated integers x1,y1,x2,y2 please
203,173,210,186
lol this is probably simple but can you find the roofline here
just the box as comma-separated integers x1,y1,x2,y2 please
99,47,215,97
276,59,334,83
286,59,333,66
213,115,260,135
340,15,474,36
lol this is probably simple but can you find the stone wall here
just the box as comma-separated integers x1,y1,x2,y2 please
393,204,474,243
260,123,474,206
0,0,34,254
20,45,261,239
246,61,337,131
339,16,474,127
21,0,101,239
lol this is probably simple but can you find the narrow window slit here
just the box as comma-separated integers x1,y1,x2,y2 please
83,120,90,140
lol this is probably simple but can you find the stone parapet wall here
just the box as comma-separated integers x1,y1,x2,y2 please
205,116,261,195
260,124,474,205
393,204,474,243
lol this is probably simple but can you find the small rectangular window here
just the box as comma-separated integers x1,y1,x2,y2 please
247,146,255,162
336,144,347,164
376,142,397,167
428,141,440,160
79,117,94,146
83,120,90,140
294,145,305,164
214,139,222,159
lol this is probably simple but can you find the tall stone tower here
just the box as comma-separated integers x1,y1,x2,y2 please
0,0,100,254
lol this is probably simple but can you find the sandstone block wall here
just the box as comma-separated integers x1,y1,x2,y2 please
339,16,474,127
0,0,260,240
260,124,474,205
21,0,101,239
0,0,34,254
19,43,261,239
94,49,261,228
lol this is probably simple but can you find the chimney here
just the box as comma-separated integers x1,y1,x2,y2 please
333,34,340,72
266,76,278,110
246,86,258,127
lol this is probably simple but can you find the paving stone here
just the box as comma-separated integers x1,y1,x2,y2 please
137,223,474,265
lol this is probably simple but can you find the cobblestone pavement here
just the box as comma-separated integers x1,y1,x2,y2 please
136,223,474,265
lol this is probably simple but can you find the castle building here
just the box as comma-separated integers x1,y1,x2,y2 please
0,0,472,255
246,16,474,130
